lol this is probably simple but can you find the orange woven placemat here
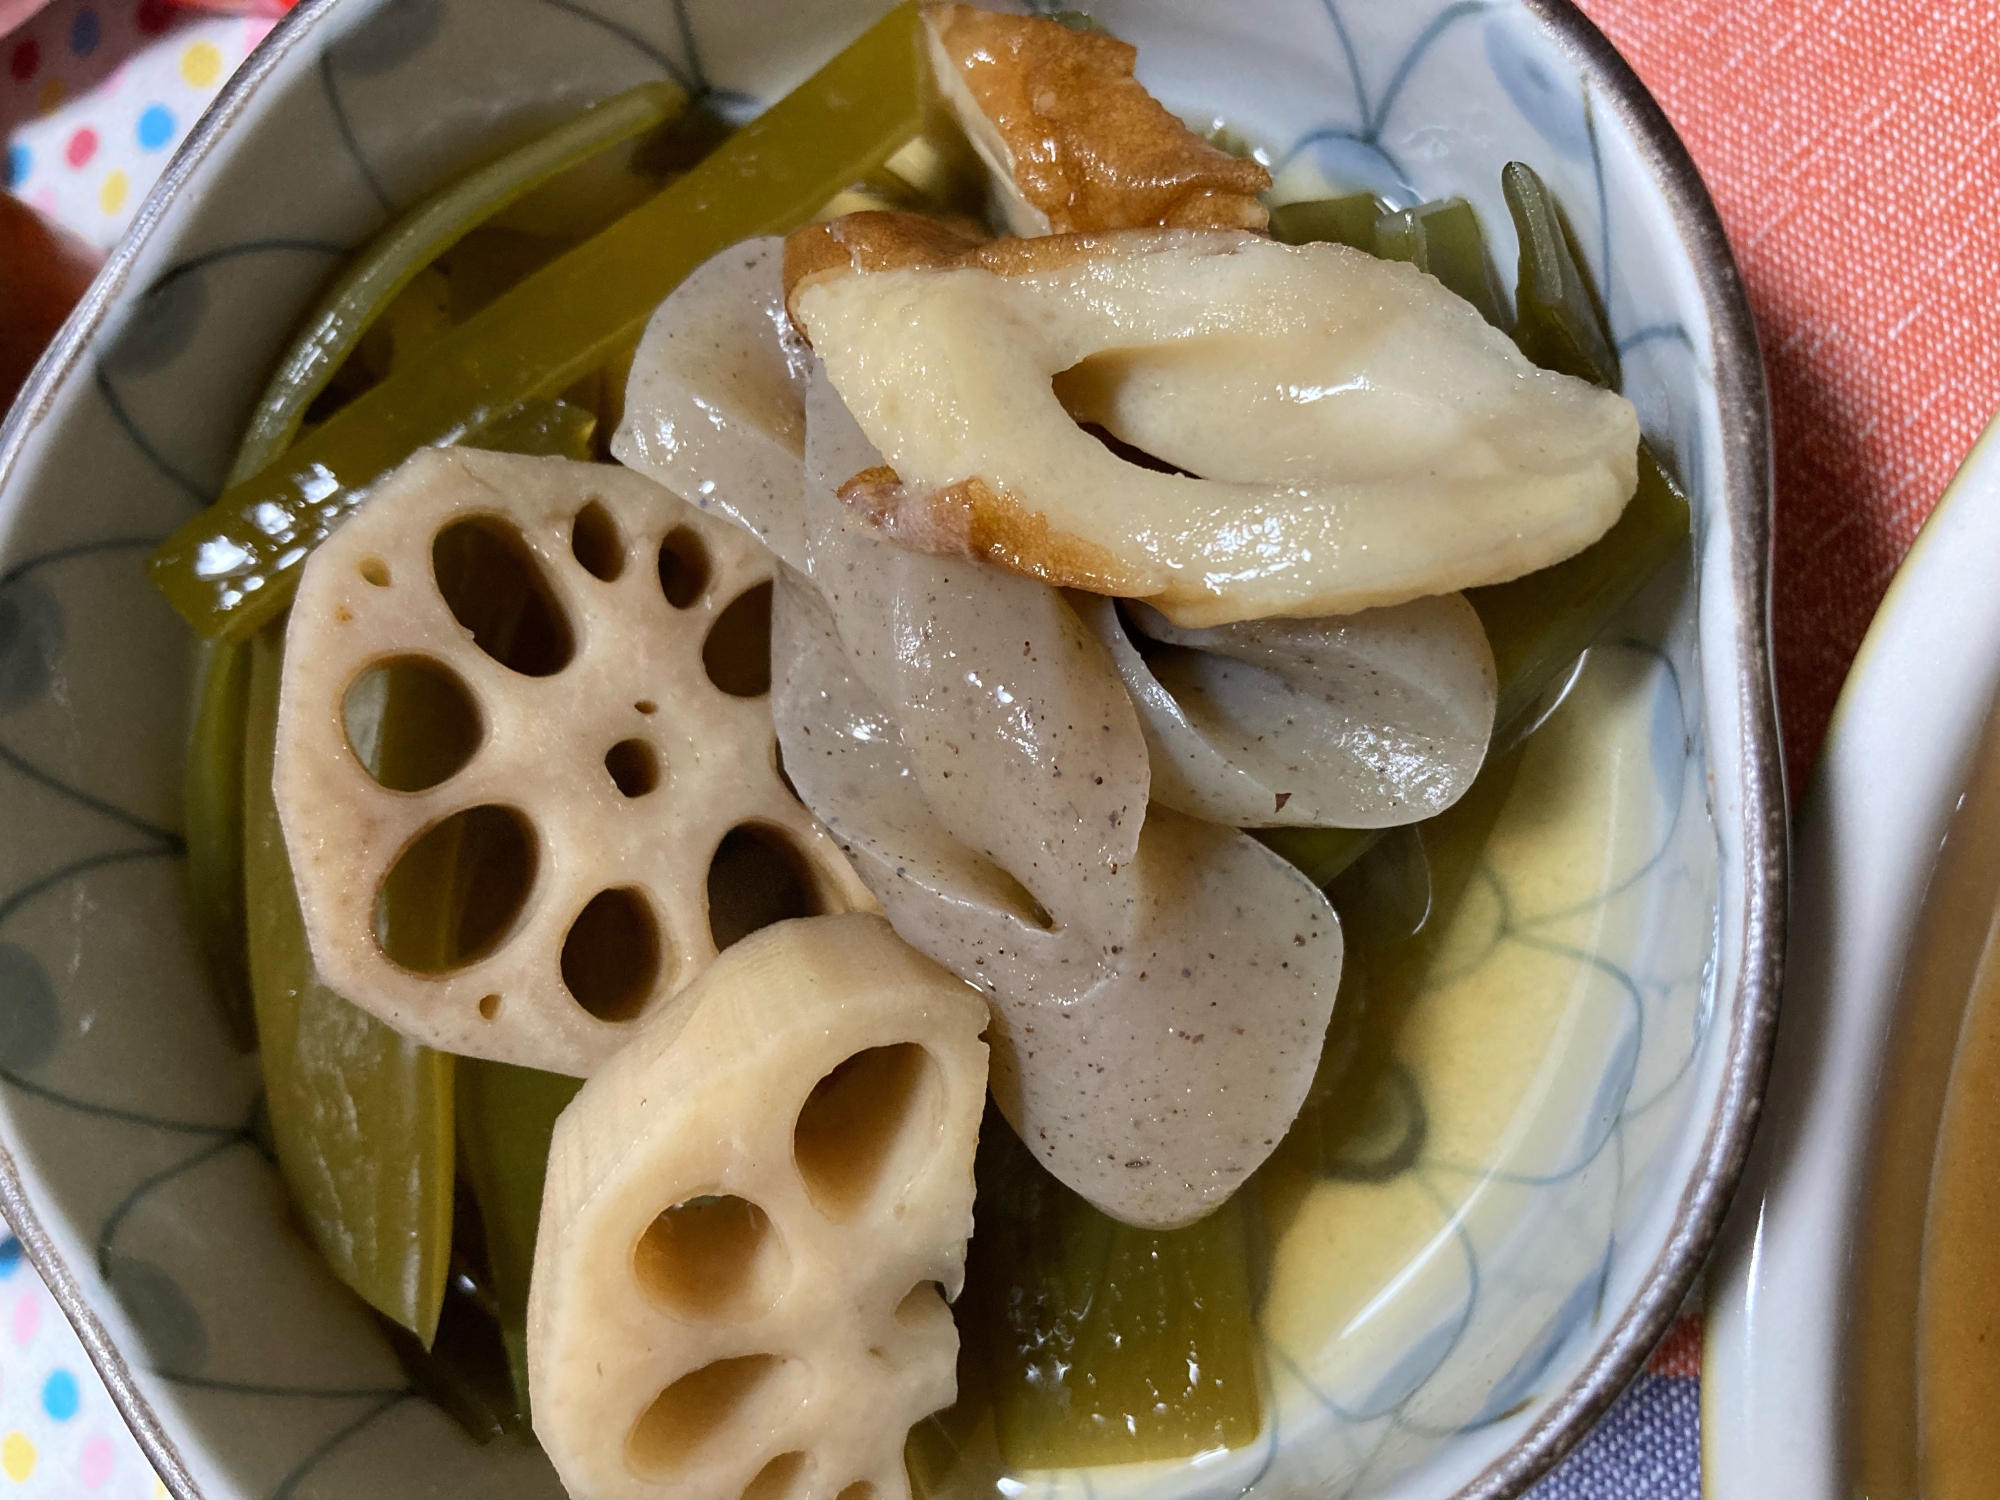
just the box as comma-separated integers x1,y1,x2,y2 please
1576,0,2000,786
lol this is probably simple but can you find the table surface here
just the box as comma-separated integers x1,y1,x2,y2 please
4,0,1997,1495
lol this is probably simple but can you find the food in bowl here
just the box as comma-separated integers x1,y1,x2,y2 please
137,4,1690,1496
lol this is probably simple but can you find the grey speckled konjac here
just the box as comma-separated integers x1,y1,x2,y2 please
0,0,1781,1497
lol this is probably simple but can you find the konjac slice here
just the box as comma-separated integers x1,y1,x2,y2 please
799,367,1150,939
528,914,988,1500
613,238,815,571
772,569,1097,1006
773,573,1341,1228
1077,594,1496,829
784,215,1641,624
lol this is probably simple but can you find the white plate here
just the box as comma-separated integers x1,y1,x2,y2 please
1703,411,2000,1496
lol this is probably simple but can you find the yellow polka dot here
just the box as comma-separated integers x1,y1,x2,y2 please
100,170,129,217
36,76,65,116
2,1432,35,1482
180,40,224,90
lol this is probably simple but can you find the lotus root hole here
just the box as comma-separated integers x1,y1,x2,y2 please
1051,364,1201,479
703,581,773,697
375,806,537,973
433,515,575,677
359,557,391,587
477,993,500,1021
635,699,658,715
895,1281,949,1332
633,1194,791,1323
792,1044,944,1223
706,824,825,952
658,527,710,609
571,498,625,582
342,657,482,792
837,1484,877,1500
605,739,660,798
742,1451,812,1500
627,1355,802,1478
561,888,663,1022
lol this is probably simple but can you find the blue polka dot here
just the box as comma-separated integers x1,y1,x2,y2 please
5,144,27,191
69,7,100,56
0,1237,20,1277
41,1369,79,1421
136,104,176,152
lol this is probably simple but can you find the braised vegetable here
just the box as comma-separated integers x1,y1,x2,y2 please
457,1059,580,1419
182,88,664,1056
530,916,988,1500
1470,443,1688,733
229,81,687,482
183,640,254,1047
1504,159,1618,389
213,69,740,1396
1275,193,1508,328
382,1185,526,1443
195,3,1682,1458
458,396,598,462
149,1,929,642
958,1110,1262,1468
244,627,456,1344
1374,196,1508,328
1267,192,1380,252
177,89,660,1043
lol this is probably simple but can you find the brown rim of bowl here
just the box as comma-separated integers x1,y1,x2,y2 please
0,2,1784,1497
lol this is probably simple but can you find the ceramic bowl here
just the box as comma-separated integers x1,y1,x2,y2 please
0,2,1781,1497
1703,415,2000,1498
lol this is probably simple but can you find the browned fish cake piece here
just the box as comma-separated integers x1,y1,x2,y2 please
924,4,1270,235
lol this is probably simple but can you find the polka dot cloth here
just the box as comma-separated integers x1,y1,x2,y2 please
2,0,273,249
0,1233,160,1498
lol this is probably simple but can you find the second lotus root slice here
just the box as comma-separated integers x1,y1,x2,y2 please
274,446,876,1075
528,914,989,1500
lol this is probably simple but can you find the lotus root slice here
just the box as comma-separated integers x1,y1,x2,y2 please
275,447,875,1076
528,913,988,1500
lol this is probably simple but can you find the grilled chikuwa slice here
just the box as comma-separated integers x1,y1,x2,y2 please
922,3,1271,236
784,213,1641,627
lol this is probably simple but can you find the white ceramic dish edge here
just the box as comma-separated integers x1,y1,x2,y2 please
1702,410,2000,1499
